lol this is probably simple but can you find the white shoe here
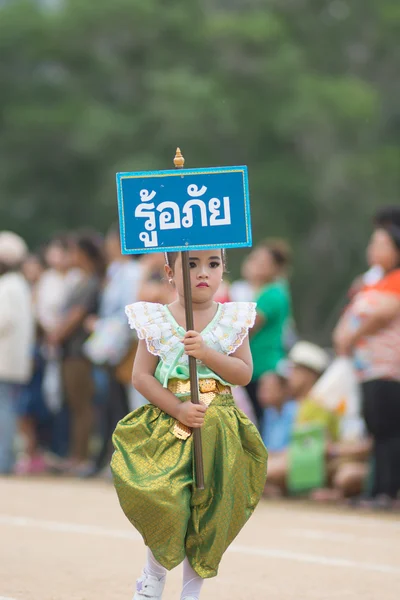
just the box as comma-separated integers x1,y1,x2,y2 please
133,570,166,600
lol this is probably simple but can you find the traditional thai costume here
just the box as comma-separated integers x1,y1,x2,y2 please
111,301,268,579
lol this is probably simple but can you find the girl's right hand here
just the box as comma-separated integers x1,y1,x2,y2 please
176,402,207,428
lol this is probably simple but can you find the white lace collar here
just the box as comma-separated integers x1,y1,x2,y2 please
125,301,256,361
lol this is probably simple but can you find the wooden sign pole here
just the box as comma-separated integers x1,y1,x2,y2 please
174,148,205,490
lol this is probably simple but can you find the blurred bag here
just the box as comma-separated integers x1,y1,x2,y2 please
288,424,326,494
83,317,132,366
42,359,63,413
310,356,360,417
115,341,138,385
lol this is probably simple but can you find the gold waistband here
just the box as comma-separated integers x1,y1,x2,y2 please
167,378,231,441
168,378,231,396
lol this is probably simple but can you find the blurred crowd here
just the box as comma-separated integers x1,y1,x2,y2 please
0,205,400,510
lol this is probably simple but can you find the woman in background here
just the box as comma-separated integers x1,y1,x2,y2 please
84,225,143,475
245,239,293,430
15,250,51,475
0,232,34,474
48,232,105,475
334,223,400,507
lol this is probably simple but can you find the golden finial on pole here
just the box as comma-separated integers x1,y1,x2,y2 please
174,147,185,169
172,146,205,490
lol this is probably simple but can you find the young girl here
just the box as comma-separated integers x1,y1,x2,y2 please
111,249,268,600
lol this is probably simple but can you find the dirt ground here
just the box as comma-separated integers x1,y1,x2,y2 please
0,477,399,600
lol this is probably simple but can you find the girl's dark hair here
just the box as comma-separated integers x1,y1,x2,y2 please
260,238,291,268
165,252,179,268
165,249,227,270
74,231,106,278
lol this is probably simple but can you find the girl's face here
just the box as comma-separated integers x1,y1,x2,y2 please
166,250,224,304
367,229,400,272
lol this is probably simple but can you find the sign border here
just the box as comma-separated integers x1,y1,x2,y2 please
116,166,251,254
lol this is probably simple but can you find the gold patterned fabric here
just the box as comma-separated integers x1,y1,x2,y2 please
111,391,268,579
168,378,231,440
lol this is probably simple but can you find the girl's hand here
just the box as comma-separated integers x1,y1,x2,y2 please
183,330,208,361
176,401,207,428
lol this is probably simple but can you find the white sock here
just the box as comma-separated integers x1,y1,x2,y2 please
144,548,167,580
180,557,204,600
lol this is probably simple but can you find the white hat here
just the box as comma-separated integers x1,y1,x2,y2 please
288,341,330,375
0,231,28,266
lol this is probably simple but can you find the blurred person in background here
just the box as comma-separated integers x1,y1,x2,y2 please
35,236,73,463
15,249,55,474
48,232,105,475
0,232,34,474
128,252,175,411
258,360,297,453
245,239,293,429
137,252,177,305
310,437,373,504
21,252,45,304
347,206,400,300
83,225,143,476
289,343,337,438
334,216,400,508
229,253,256,303
36,236,71,333
258,360,297,496
266,342,336,495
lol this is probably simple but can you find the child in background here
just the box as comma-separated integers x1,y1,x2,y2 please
112,249,267,600
258,360,297,497
258,360,297,454
265,342,337,494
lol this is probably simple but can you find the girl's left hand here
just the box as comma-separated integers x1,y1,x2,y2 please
183,330,208,361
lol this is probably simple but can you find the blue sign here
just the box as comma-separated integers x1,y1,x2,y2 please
116,166,251,254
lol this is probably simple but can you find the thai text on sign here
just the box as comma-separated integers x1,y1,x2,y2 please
117,167,251,254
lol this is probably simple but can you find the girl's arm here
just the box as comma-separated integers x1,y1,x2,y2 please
132,339,207,428
183,331,253,386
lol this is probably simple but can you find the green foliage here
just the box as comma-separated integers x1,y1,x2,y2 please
0,0,398,340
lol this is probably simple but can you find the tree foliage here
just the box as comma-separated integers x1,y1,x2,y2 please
0,0,399,339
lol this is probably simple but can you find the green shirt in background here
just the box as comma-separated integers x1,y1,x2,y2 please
250,279,291,379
